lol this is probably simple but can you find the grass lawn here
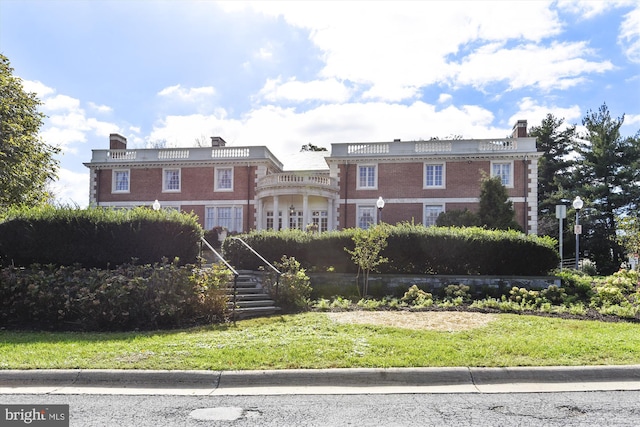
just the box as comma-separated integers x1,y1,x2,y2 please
1,312,640,370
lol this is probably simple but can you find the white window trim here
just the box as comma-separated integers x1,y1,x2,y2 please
162,168,181,192
424,204,445,227
356,204,377,229
214,167,234,192
423,162,446,189
356,164,378,190
112,169,130,193
490,161,514,188
205,205,244,232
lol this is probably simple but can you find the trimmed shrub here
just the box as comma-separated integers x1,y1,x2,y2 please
223,224,559,276
0,206,203,268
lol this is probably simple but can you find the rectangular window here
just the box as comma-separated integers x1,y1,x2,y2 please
205,206,243,232
311,210,328,232
424,163,444,188
163,168,181,192
357,165,377,189
112,169,130,193
357,206,376,229
215,167,233,191
424,205,444,227
491,162,513,187
266,211,283,230
289,210,304,230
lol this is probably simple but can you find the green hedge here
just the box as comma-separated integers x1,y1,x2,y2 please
222,224,559,276
0,261,230,331
0,206,203,268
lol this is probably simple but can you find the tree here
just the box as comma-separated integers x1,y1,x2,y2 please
301,143,327,152
0,54,59,209
477,174,521,231
435,208,479,227
572,103,640,275
618,215,640,270
529,114,576,237
345,224,389,297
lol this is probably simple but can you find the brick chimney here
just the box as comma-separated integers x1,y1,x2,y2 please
211,136,226,147
512,120,527,138
109,133,127,149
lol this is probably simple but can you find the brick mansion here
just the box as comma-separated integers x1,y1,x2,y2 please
84,120,540,235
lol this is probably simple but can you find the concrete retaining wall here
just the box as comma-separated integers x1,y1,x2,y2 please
309,273,561,299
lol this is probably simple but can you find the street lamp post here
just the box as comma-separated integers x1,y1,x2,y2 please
376,196,385,224
556,204,567,270
573,196,584,270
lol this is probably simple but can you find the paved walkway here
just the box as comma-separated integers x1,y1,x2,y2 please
2,366,640,395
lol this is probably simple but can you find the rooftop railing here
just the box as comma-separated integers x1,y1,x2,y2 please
89,145,282,168
332,137,536,157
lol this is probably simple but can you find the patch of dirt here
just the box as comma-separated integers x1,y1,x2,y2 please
326,311,497,331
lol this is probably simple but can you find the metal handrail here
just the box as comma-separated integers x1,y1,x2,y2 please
200,237,239,320
230,237,282,298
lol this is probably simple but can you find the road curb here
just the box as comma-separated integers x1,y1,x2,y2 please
2,366,640,390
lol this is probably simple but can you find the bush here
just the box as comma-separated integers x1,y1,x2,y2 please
0,206,203,268
263,256,312,312
223,224,559,276
444,284,471,303
0,261,230,331
401,285,433,307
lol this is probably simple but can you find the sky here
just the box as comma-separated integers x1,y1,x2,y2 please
1,0,639,207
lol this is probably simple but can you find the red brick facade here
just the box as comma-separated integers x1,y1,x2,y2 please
85,120,541,234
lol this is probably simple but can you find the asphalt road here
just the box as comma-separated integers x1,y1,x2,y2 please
3,390,640,426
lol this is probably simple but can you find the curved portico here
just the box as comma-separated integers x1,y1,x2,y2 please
255,172,339,231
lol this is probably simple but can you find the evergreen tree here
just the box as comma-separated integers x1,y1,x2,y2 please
0,54,59,209
477,175,521,231
529,114,576,237
572,103,639,275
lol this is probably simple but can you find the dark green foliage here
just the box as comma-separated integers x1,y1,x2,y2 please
0,261,230,331
478,175,522,231
0,206,203,268
570,104,639,275
436,209,480,227
223,224,559,276
529,114,576,238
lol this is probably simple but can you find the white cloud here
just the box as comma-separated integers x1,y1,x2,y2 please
33,90,119,151
147,101,521,160
50,168,90,208
88,102,113,114
438,94,453,104
257,77,353,103
42,94,80,112
21,79,56,98
557,0,634,19
235,2,565,100
619,6,640,63
157,84,216,100
511,97,583,130
453,41,613,92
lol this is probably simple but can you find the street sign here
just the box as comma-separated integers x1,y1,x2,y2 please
555,205,566,219
574,224,582,235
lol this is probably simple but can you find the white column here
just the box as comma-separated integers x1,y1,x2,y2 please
327,197,335,230
303,194,309,228
256,198,264,230
273,196,280,230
